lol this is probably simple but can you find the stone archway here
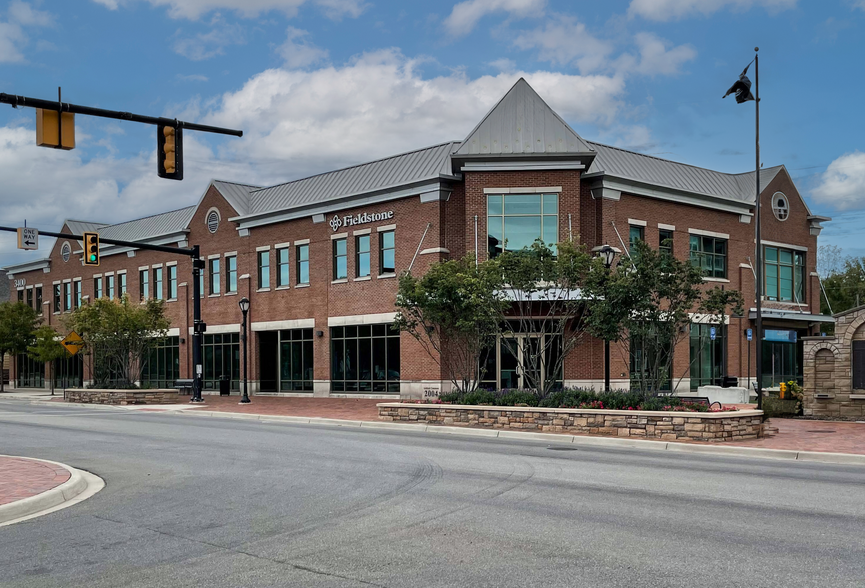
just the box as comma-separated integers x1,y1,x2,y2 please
802,341,840,417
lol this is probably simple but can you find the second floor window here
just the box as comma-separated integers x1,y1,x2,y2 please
74,281,82,308
140,269,149,300
35,287,42,315
26,288,32,308
659,229,673,257
487,193,558,258
277,247,289,287
379,231,395,274
356,235,370,278
689,235,727,279
765,247,805,302
119,273,127,296
168,266,177,299
296,244,309,285
258,250,270,289
53,284,60,313
226,256,237,293
333,238,347,280
154,267,164,300
64,283,71,311
629,225,645,258
94,277,103,299
106,275,115,299
209,259,220,295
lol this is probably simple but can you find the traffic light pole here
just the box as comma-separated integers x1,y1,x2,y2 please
0,225,205,403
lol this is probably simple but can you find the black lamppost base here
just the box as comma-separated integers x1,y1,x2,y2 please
239,397,251,404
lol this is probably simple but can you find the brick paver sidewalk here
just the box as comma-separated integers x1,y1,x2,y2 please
187,395,382,421
720,418,865,455
0,456,71,506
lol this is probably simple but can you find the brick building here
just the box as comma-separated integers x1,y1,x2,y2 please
4,79,832,396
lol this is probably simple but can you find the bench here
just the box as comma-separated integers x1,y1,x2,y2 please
676,396,722,410
174,379,194,395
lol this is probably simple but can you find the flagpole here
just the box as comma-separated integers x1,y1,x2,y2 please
754,46,763,411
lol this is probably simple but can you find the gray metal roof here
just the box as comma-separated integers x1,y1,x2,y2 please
64,219,109,235
585,141,783,204
98,206,196,242
454,78,595,157
243,142,459,218
212,180,261,216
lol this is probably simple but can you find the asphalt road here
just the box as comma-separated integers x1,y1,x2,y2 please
1,400,864,588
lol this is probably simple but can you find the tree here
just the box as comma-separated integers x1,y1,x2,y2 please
0,302,39,392
584,240,705,396
492,240,596,397
817,244,845,278
28,326,70,396
821,257,865,317
65,294,170,388
395,255,507,395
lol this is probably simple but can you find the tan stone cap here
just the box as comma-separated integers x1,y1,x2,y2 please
376,403,763,419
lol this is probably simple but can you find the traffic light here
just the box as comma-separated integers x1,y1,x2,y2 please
36,109,75,149
83,232,99,266
157,124,183,180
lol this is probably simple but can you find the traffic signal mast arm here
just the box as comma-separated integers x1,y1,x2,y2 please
0,92,243,137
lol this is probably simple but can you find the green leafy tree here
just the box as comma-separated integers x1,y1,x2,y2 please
821,257,865,317
584,240,705,396
395,255,507,394
64,294,170,388
0,302,39,392
492,240,597,397
28,325,70,396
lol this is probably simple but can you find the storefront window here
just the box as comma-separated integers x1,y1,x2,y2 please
279,329,314,391
690,323,724,390
141,336,180,389
331,324,400,393
16,354,44,388
689,235,727,279
54,354,83,389
487,193,558,258
203,333,240,391
765,247,805,302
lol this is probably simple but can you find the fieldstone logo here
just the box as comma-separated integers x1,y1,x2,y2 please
330,210,394,232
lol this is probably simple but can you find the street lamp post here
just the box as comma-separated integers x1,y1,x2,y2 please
594,245,618,392
238,297,251,404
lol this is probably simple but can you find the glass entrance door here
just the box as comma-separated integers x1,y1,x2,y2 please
494,334,561,391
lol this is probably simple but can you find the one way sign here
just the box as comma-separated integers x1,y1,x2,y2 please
17,227,38,251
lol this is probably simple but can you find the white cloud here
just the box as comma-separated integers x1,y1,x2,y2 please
8,1,54,26
0,50,627,265
615,32,696,76
855,0,865,10
444,0,545,37
90,0,365,20
276,27,328,68
0,21,26,62
513,16,613,74
487,58,516,72
173,20,246,60
627,0,796,21
812,151,865,210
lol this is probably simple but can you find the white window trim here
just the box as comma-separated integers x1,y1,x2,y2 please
482,187,562,194
703,277,731,283
354,276,371,282
138,266,149,271
251,318,315,331
628,219,648,227
207,254,220,260
689,228,730,240
295,283,310,289
377,224,396,233
273,243,290,250
331,278,348,284
224,251,237,257
117,269,127,274
328,312,397,326
658,223,676,231
377,273,397,280
330,232,348,240
165,261,177,267
256,245,271,252
294,239,310,246
353,228,371,236
761,240,808,252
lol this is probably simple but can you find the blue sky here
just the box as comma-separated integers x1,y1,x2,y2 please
1,0,864,266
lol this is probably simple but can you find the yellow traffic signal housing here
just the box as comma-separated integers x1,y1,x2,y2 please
157,124,183,180
83,232,99,266
36,109,75,149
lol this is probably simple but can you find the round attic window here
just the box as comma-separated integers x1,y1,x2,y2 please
772,192,789,221
206,209,220,234
61,241,71,263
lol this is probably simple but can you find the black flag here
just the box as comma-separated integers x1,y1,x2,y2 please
723,62,755,103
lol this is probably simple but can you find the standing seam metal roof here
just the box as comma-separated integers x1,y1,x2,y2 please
211,180,261,216
243,141,459,217
97,206,196,242
585,141,783,204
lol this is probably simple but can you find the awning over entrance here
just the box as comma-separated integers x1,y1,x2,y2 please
748,308,835,324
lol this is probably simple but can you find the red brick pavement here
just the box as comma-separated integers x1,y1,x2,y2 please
720,418,865,455
0,456,71,506
188,395,382,421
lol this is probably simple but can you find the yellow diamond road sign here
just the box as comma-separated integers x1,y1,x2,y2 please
60,331,84,356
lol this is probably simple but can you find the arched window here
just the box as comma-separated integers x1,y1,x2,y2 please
772,192,789,221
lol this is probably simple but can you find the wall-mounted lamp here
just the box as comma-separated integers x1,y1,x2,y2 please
316,330,324,338
179,337,186,344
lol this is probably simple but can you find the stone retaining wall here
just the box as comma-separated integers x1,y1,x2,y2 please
65,389,180,405
378,404,764,442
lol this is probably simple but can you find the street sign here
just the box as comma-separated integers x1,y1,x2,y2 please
60,331,84,356
17,227,38,250
710,326,716,340
746,328,753,341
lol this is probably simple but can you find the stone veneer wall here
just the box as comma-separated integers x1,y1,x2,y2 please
66,389,180,405
802,306,865,420
378,404,763,442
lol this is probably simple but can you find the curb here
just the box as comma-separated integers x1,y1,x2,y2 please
9,397,865,467
173,409,865,466
0,456,105,527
